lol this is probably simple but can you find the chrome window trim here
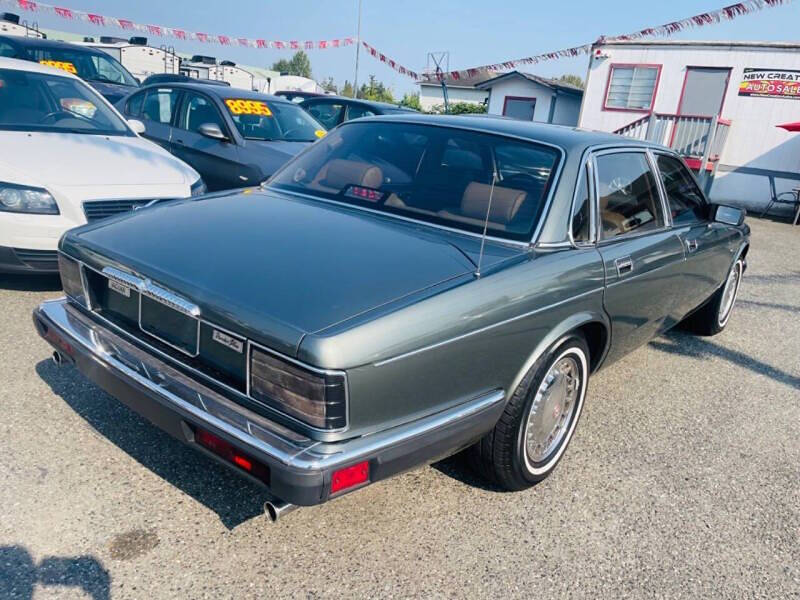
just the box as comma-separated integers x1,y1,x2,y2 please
373,286,604,367
591,146,673,245
266,119,568,248
645,148,673,228
567,151,598,248
70,257,350,435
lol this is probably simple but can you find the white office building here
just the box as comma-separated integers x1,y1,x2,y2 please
578,40,800,214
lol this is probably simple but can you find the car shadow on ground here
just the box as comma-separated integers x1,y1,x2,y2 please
0,545,110,600
650,329,800,389
0,274,62,292
431,451,509,493
35,359,272,530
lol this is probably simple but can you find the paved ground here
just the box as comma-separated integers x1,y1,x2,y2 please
1,217,798,599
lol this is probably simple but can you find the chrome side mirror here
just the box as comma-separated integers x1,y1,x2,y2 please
198,123,228,142
710,203,745,226
127,119,146,134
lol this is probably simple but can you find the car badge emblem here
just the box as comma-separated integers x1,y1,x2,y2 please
212,329,244,354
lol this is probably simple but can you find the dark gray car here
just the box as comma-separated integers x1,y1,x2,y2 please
34,116,749,519
300,95,416,130
117,83,325,191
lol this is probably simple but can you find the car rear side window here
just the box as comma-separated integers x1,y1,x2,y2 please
596,152,665,239
141,88,179,125
305,102,344,129
346,105,375,120
179,92,225,133
656,154,707,224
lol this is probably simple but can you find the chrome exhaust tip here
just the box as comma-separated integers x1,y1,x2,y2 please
264,498,298,522
51,351,63,367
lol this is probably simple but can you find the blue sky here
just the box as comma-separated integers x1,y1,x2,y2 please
27,0,799,95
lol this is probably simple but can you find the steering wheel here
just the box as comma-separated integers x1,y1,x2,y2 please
39,110,93,124
281,127,304,139
499,172,538,188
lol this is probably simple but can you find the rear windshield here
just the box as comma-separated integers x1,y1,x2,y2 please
225,99,324,142
268,121,561,241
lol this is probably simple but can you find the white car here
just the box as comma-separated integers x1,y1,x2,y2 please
0,57,204,274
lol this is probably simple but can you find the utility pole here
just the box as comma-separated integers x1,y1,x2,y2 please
353,0,362,98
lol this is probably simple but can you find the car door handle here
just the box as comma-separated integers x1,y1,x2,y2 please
686,239,698,253
615,257,633,276
174,138,184,145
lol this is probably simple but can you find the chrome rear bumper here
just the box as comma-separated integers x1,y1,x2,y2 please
33,298,506,506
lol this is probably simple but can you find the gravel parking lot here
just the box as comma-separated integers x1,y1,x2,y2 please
1,217,797,599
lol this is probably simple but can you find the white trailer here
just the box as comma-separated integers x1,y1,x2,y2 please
77,37,179,81
0,12,45,39
578,40,800,214
180,55,254,91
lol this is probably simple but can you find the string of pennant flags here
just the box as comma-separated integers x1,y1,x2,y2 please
387,0,794,81
5,0,792,80
7,0,355,49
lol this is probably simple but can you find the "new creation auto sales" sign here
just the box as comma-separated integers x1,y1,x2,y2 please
739,68,800,100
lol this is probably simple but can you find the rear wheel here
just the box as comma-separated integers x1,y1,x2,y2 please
469,333,589,490
683,256,744,336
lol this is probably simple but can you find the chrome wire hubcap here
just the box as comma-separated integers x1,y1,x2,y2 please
525,356,580,463
719,261,741,325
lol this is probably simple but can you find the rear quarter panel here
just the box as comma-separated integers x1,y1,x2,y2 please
300,247,607,437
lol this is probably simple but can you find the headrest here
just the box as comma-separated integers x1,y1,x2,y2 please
461,182,527,224
320,158,383,190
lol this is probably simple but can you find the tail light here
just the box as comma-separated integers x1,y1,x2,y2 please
249,346,347,430
58,254,88,307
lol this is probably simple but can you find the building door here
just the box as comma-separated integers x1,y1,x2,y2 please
678,67,730,116
503,96,536,120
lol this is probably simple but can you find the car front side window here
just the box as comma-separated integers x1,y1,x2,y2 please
596,152,665,239
179,92,225,134
656,154,707,224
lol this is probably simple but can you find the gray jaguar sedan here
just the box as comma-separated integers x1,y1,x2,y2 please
34,115,749,519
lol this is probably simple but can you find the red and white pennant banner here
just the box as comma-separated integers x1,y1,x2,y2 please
7,0,354,49
370,0,792,80
361,42,419,80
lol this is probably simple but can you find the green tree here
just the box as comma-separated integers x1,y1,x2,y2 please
320,76,337,94
557,74,585,89
429,101,486,115
358,75,394,103
340,80,355,98
271,51,312,78
400,92,421,111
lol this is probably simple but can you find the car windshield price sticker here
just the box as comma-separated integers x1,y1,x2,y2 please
224,99,273,116
39,60,78,74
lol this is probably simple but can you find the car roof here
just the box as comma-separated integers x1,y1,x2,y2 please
0,34,107,56
135,81,291,104
301,95,415,112
357,113,655,152
0,55,80,78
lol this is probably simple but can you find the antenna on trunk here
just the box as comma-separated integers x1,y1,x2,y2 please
475,170,497,278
